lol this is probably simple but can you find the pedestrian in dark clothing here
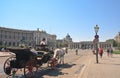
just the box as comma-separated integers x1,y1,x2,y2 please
76,49,78,55
107,47,113,57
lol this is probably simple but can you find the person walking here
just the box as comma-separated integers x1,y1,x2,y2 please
98,47,103,58
75,49,78,55
107,47,113,57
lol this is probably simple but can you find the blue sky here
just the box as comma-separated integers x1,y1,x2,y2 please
0,0,120,42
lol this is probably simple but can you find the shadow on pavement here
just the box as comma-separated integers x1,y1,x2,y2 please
4,63,76,78
41,63,76,77
57,63,76,68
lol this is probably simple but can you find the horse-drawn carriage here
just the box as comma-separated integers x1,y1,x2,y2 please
3,47,57,78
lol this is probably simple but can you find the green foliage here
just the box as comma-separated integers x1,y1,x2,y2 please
117,43,120,51
106,39,117,47
113,51,120,54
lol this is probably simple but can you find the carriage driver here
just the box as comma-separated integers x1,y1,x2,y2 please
40,38,47,45
40,38,49,51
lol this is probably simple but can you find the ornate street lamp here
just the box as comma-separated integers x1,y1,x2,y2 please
94,25,99,35
94,24,99,63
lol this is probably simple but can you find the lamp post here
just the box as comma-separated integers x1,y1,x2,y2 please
94,25,99,63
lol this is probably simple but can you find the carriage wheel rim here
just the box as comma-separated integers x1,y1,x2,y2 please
24,63,37,78
3,57,16,75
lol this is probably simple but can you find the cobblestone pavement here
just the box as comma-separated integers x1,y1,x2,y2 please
42,49,92,78
81,53,120,78
0,57,9,78
2,49,120,78
0,49,91,78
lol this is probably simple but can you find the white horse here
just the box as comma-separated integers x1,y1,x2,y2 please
53,47,67,64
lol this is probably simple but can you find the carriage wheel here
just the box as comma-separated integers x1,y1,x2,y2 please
24,60,38,78
3,56,16,75
48,58,57,69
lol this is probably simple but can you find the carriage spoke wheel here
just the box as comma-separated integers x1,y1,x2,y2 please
3,56,16,76
24,60,37,78
49,58,57,69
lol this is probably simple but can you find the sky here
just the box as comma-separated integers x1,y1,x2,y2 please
0,0,120,42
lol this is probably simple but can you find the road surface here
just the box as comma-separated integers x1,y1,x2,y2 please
0,49,92,78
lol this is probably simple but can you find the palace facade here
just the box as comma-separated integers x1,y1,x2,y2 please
0,27,56,48
63,34,112,49
68,41,112,49
0,26,112,49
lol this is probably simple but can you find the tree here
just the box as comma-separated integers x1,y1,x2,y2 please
117,42,120,51
106,39,117,47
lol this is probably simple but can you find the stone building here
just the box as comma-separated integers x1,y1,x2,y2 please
68,41,112,49
33,28,56,48
69,41,93,49
114,32,120,43
56,34,73,48
0,27,56,48
64,34,112,49
56,39,64,48
56,34,111,49
63,33,72,43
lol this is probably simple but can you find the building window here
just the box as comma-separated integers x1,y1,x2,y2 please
13,42,15,46
9,42,11,46
0,41,2,45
